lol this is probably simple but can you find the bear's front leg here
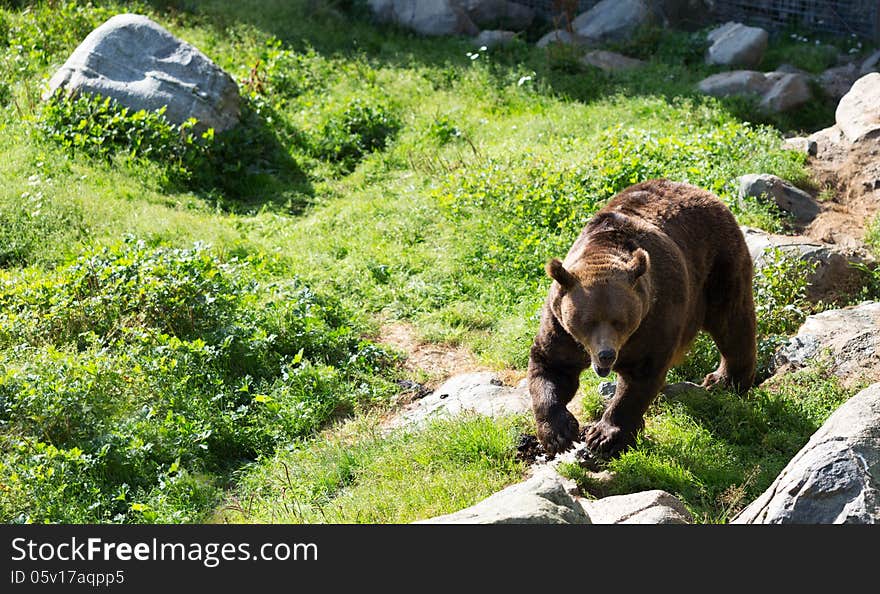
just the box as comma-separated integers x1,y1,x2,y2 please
527,312,588,455
584,372,665,458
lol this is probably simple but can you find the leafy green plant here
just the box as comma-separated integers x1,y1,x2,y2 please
0,239,397,523
307,95,400,170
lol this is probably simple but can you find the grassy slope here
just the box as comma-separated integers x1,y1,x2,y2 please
0,0,872,523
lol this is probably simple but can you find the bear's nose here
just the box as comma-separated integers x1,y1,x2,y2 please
597,349,616,366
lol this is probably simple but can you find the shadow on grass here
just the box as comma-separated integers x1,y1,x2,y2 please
183,99,314,215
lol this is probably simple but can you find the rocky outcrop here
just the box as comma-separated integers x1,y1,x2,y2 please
705,21,768,69
697,70,811,113
385,371,531,429
737,174,819,224
581,50,645,72
415,467,591,524
43,14,240,133
741,227,871,303
733,382,880,524
771,302,880,385
835,72,880,143
571,0,654,44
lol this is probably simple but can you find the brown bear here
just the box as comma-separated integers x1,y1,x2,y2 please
528,179,756,457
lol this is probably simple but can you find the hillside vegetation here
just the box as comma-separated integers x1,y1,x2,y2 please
0,0,872,523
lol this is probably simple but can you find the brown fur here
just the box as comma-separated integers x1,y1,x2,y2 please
528,179,756,457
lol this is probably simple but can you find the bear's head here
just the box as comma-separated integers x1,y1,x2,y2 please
546,249,651,377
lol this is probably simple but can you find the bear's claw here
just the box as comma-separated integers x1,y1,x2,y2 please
583,420,634,458
535,407,580,456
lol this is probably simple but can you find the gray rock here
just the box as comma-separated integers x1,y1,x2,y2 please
705,21,768,68
817,63,859,102
473,29,516,48
836,72,880,143
782,136,818,157
733,382,880,524
43,14,240,133
572,0,654,44
697,70,811,112
368,0,479,36
415,467,590,524
759,72,812,113
583,490,693,524
860,48,880,76
598,381,617,399
463,0,534,30
770,302,880,385
536,28,587,48
741,226,871,303
385,371,531,429
697,70,770,97
737,173,819,223
581,50,645,72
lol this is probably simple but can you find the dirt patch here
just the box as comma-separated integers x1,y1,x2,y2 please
805,136,880,249
376,322,486,391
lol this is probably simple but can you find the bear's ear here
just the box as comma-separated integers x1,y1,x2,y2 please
546,258,575,290
627,248,649,284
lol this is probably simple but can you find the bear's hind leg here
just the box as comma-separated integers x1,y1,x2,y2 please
702,292,757,393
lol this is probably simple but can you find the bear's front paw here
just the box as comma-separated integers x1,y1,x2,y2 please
583,420,635,458
535,406,580,456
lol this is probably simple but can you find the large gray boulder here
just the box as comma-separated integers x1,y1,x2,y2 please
572,0,654,44
368,0,479,36
473,29,517,49
740,226,870,302
697,70,811,113
462,0,534,30
415,468,590,524
385,371,531,429
705,21,768,68
733,382,880,524
583,490,693,524
43,14,240,133
771,302,880,385
836,72,880,143
737,174,819,223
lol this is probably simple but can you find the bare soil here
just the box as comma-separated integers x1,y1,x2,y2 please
804,132,880,249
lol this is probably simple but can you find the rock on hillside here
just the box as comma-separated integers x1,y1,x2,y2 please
737,174,819,224
835,72,880,144
416,466,693,524
733,382,880,524
571,0,654,44
741,226,871,303
43,14,240,133
771,302,880,386
697,70,811,112
384,371,531,429
414,467,591,524
705,21,768,68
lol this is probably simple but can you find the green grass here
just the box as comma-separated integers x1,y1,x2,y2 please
217,414,530,524
0,0,872,524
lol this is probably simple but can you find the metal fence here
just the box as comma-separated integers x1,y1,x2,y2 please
711,1,880,40
519,0,880,39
